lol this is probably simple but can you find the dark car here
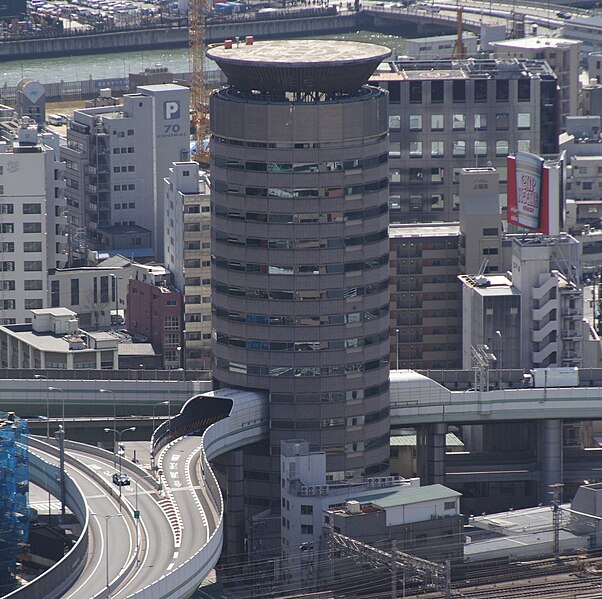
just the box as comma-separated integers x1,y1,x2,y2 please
112,472,130,486
556,11,571,18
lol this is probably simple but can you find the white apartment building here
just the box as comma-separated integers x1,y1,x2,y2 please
0,121,66,325
0,308,119,370
460,233,584,370
164,162,211,370
62,84,190,261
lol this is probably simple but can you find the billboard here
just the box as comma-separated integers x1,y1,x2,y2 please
507,152,550,234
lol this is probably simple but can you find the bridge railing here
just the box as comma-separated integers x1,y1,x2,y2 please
7,445,89,599
134,391,268,599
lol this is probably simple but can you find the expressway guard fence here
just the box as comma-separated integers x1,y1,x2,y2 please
9,443,89,599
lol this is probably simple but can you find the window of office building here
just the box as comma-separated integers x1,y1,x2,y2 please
474,114,487,130
409,114,422,131
518,79,531,102
431,141,444,157
452,114,465,130
474,79,488,102
496,140,509,156
452,80,465,102
431,80,444,103
409,141,423,158
431,114,444,131
496,79,509,101
517,113,531,129
409,81,422,103
496,113,509,130
452,140,466,157
474,140,487,156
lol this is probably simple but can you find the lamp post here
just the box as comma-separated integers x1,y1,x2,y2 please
99,389,116,463
48,386,64,431
495,330,503,389
91,512,123,591
34,375,48,438
132,473,154,549
152,400,169,433
104,426,136,509
54,425,66,522
110,274,122,325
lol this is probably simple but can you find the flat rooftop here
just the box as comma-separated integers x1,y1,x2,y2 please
493,36,581,50
208,39,391,93
208,39,390,65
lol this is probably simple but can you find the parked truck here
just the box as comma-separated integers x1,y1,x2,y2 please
529,367,579,388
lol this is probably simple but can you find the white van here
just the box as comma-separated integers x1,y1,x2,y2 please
47,114,66,126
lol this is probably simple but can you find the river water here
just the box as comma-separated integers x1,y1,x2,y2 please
0,31,407,87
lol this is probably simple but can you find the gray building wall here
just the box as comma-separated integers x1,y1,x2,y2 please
210,86,391,480
373,59,559,223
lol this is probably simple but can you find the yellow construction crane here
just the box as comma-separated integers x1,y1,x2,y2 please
189,0,210,165
451,4,467,60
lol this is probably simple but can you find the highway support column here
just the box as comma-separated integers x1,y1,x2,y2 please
540,419,563,505
416,423,447,485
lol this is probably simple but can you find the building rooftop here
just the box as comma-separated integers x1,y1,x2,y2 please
371,58,556,82
208,39,391,93
389,222,460,239
391,431,464,448
351,484,461,509
492,36,581,50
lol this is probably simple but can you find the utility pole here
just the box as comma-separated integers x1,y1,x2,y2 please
391,539,397,599
54,425,66,523
550,482,565,560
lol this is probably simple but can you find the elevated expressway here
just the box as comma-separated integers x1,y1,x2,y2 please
19,370,602,598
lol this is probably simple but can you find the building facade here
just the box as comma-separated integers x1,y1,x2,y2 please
492,37,580,127
208,39,392,555
371,58,559,222
61,84,190,261
0,123,66,325
389,223,462,370
164,162,212,371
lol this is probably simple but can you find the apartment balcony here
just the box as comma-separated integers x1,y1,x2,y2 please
560,286,581,298
532,319,558,343
562,350,582,361
532,276,558,301
532,299,558,322
561,329,583,340
88,184,98,194
532,343,558,365
561,307,583,317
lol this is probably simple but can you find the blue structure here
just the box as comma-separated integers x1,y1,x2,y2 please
0,414,29,591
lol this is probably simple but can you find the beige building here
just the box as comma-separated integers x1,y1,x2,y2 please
389,223,462,370
164,162,211,371
492,37,581,127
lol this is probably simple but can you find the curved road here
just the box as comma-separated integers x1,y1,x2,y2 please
158,436,211,571
64,448,177,598
31,443,136,599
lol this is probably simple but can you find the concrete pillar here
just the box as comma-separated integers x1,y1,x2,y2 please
416,423,447,485
540,419,563,504
223,448,245,557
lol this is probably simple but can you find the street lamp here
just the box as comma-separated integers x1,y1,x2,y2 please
48,387,64,431
104,426,136,508
34,375,48,438
132,473,155,549
99,388,116,460
495,330,503,389
104,426,136,477
152,400,169,433
91,512,123,591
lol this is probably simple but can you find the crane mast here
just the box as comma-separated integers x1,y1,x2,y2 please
189,0,210,164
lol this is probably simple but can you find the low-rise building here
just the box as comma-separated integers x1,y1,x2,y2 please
0,308,119,370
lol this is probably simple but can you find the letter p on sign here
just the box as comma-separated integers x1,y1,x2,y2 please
164,101,180,120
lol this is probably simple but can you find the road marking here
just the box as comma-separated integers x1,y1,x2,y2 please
167,562,174,571
173,551,179,559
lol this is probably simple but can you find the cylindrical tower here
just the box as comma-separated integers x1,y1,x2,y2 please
209,39,391,480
